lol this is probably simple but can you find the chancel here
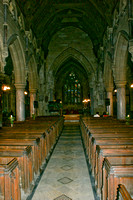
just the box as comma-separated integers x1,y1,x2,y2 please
0,0,133,200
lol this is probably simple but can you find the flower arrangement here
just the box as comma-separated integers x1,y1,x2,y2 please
9,115,15,127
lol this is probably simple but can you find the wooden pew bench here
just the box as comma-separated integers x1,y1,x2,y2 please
80,118,133,152
0,138,40,178
87,131,133,160
102,157,133,200
0,157,21,200
90,137,133,175
0,145,34,187
0,146,32,198
0,132,47,166
1,117,64,161
88,131,133,157
95,147,133,197
117,184,133,200
80,117,133,200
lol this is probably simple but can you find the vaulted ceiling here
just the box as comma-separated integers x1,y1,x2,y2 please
15,0,118,57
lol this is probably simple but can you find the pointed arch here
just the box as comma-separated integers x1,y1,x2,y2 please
49,47,95,78
113,31,128,82
104,51,114,90
28,55,38,90
9,36,26,84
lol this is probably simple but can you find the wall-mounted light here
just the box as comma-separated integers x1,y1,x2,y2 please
114,89,117,93
24,91,28,95
2,85,10,91
130,84,133,88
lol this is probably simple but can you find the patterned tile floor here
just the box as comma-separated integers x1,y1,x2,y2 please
32,124,95,200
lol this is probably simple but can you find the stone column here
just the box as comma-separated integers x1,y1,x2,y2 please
106,87,113,116
129,41,133,62
10,87,16,116
29,89,36,117
0,85,2,128
90,88,94,115
15,84,25,121
130,87,133,111
116,81,126,120
49,88,54,101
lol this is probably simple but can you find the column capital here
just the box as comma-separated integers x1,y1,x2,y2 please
3,0,9,5
29,89,37,93
105,87,114,92
115,80,127,88
14,83,25,89
3,0,9,6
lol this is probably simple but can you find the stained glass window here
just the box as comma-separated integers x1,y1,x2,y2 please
63,72,81,104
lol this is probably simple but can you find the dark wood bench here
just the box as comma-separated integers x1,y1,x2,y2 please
117,184,133,200
0,157,21,200
0,132,47,166
90,137,133,175
0,146,32,198
102,157,133,200
80,117,133,200
95,147,133,197
0,138,40,178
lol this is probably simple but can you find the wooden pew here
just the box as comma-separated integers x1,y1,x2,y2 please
95,147,133,197
0,158,21,200
0,116,64,200
0,132,46,167
102,157,133,200
80,118,133,154
0,146,32,198
89,137,133,175
88,132,133,161
0,138,40,178
0,145,34,187
117,184,133,200
80,117,133,200
1,117,64,161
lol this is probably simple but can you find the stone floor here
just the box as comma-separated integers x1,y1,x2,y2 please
31,124,95,200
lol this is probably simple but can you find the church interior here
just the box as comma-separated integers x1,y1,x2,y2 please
0,0,133,200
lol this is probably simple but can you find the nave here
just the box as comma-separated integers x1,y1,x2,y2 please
0,115,133,200
31,124,95,200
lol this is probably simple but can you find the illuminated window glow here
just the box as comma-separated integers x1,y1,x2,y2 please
63,72,81,104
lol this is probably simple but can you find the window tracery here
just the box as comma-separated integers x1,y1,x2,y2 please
63,72,81,104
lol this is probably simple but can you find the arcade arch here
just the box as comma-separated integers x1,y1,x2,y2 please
113,32,128,119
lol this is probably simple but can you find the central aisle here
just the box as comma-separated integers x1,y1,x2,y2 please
32,124,95,200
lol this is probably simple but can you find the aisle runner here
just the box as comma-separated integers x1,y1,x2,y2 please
32,125,95,200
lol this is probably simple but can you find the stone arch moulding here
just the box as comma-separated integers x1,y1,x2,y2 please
28,55,38,90
49,47,95,78
8,35,26,84
113,31,128,83
104,52,114,90
7,34,18,47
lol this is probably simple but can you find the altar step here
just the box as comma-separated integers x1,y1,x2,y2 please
63,114,80,124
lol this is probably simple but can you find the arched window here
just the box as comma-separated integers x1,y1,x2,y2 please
63,72,81,104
